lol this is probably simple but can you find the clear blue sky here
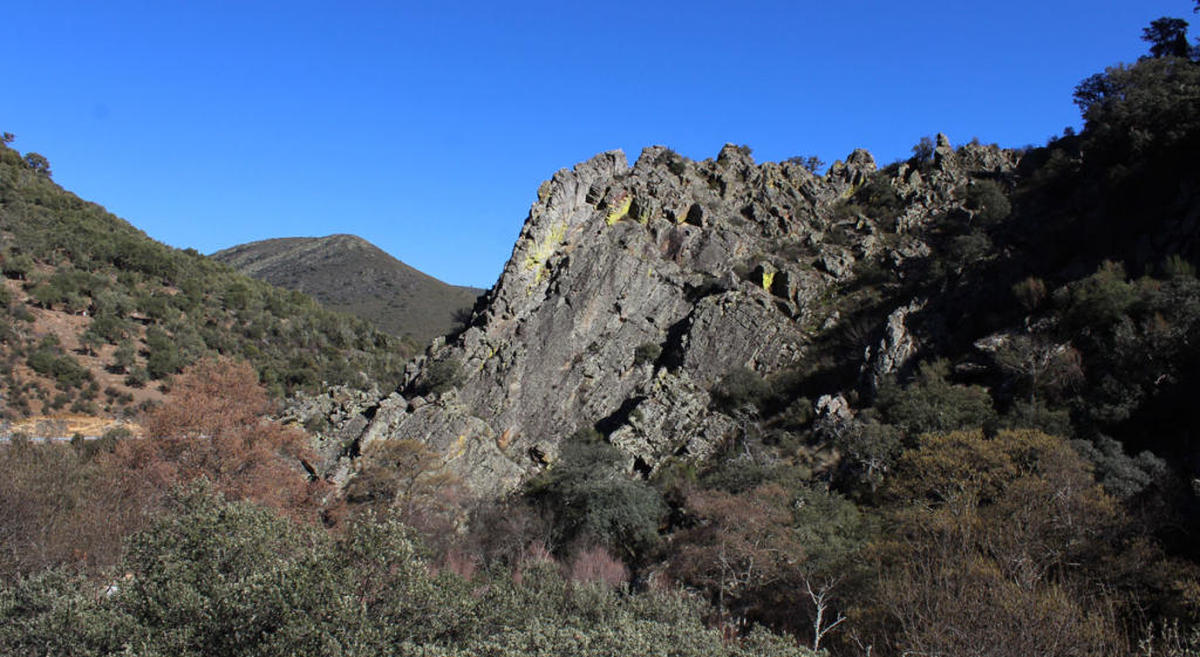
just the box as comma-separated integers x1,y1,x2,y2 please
2,1,1192,288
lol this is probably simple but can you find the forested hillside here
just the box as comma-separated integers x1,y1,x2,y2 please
0,139,412,421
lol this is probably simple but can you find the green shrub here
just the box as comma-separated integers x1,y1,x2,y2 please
527,439,666,560
877,360,997,437
785,155,825,174
711,367,770,414
911,136,935,164
854,177,905,220
111,340,136,373
0,251,33,279
1061,260,1137,330
1002,399,1073,437
415,357,464,396
1071,434,1166,500
700,458,809,495
964,179,1011,224
1013,276,1048,312
633,342,662,366
1163,254,1196,279
85,312,128,344
26,349,91,389
834,419,903,492
947,231,992,272
0,569,140,657
144,326,183,380
124,367,149,388
655,148,688,176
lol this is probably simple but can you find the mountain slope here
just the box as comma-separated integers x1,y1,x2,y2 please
212,235,482,344
0,141,412,420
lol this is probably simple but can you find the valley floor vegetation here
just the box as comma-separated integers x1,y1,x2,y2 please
0,359,818,657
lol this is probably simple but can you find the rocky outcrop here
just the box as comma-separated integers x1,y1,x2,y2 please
860,300,925,397
281,385,382,484
307,138,1020,496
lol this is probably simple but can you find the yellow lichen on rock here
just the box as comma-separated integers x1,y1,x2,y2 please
523,221,568,283
446,434,468,461
476,346,497,371
762,270,775,292
606,195,632,226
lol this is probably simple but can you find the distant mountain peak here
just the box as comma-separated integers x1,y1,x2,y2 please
213,234,482,343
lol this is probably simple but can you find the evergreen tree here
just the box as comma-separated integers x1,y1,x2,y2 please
1142,17,1191,58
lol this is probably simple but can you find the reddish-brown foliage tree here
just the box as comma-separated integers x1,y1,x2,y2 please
670,484,802,624
143,357,272,439
112,357,324,520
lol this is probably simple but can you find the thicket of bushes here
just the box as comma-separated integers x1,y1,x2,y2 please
0,359,817,657
0,482,818,657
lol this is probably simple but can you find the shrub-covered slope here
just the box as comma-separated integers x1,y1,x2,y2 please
212,234,482,344
0,141,412,420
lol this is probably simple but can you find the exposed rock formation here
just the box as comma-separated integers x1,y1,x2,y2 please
302,137,1020,496
860,299,925,398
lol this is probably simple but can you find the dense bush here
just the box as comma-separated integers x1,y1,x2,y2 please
0,484,817,657
853,177,905,221
876,360,997,438
669,480,865,642
1074,55,1200,167
26,347,91,389
711,366,770,414
847,429,1185,656
633,342,662,366
414,357,465,396
527,436,666,560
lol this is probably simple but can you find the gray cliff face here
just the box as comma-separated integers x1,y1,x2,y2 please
310,137,1019,496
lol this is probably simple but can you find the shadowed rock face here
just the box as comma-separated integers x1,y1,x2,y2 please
308,138,1019,495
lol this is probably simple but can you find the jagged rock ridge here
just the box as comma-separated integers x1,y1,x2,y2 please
305,137,1019,494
